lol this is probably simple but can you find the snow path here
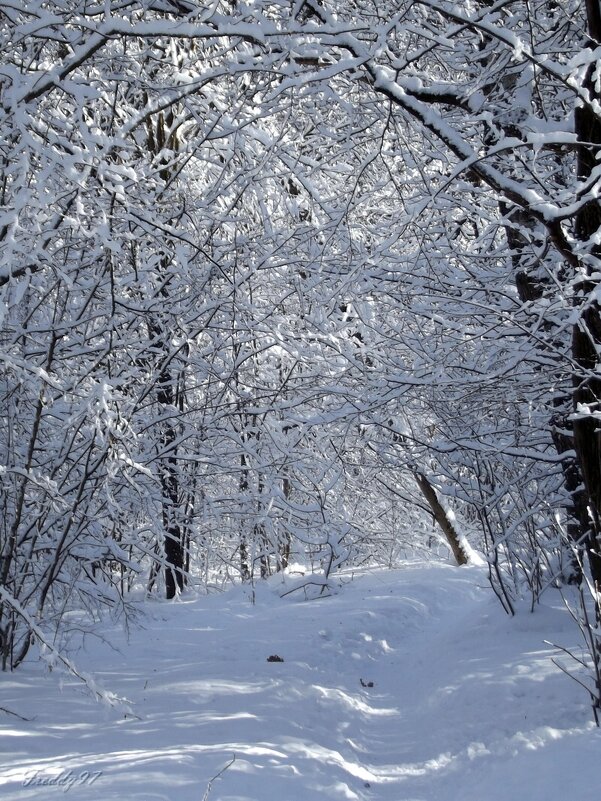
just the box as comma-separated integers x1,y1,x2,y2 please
1,562,600,800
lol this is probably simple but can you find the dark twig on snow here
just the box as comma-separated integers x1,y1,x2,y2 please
201,755,236,801
0,706,33,721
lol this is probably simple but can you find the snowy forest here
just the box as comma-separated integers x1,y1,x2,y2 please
2,1,601,788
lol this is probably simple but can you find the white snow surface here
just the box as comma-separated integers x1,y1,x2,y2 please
1,562,600,801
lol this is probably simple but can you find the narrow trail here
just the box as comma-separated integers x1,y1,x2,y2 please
0,563,599,801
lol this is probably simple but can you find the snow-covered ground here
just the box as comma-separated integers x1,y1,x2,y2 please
1,562,600,801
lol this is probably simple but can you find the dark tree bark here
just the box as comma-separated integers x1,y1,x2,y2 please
145,109,188,600
239,450,252,582
161,418,185,600
413,471,469,566
571,0,601,593
499,202,588,578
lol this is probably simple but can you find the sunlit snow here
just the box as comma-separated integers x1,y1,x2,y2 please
1,563,599,801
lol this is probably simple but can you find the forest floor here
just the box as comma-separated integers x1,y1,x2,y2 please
1,561,600,801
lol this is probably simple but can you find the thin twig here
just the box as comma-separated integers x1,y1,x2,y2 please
202,755,236,801
0,706,33,722
280,580,330,598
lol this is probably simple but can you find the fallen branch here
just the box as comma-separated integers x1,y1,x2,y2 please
0,706,33,722
201,755,236,801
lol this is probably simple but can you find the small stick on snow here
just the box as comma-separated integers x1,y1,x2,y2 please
0,706,33,722
201,754,236,801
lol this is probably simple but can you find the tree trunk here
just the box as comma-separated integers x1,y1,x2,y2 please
413,471,469,566
571,0,601,593
161,423,185,600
